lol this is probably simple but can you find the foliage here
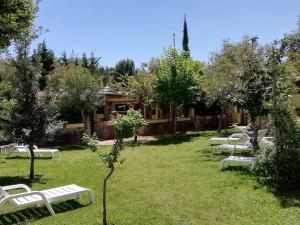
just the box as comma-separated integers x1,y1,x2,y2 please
81,53,89,69
7,35,57,179
32,40,55,90
126,72,157,108
98,109,145,225
127,109,147,141
59,66,103,115
114,58,136,83
156,47,201,133
253,43,300,189
47,64,104,134
0,81,16,124
203,37,252,131
81,132,99,152
182,14,190,54
60,51,69,66
0,0,37,50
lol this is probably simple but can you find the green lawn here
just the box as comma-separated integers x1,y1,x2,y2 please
0,131,299,225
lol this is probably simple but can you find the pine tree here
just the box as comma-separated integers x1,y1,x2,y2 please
82,52,89,69
88,52,100,75
9,37,56,180
60,50,69,66
33,40,55,90
182,14,190,55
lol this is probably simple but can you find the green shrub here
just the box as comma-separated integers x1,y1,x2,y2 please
253,95,300,189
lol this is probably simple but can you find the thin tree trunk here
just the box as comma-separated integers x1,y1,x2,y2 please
103,162,115,225
86,113,91,136
143,104,146,119
218,110,223,133
224,110,228,134
250,118,259,151
81,111,91,136
29,144,35,180
171,103,177,134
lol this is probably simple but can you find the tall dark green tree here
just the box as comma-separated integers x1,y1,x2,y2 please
114,58,136,83
82,52,89,69
8,36,56,180
60,50,69,66
0,0,37,50
182,14,190,54
33,40,55,90
88,52,101,75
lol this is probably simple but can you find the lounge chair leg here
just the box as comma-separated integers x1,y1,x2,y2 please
44,201,55,216
221,161,224,171
87,190,95,204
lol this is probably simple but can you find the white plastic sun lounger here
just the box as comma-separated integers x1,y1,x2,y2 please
213,142,253,154
8,145,59,159
208,130,249,144
0,184,95,216
221,156,254,170
212,129,269,154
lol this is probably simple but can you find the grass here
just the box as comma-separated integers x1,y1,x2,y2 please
0,130,299,225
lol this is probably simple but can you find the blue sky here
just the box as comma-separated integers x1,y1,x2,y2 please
34,0,300,67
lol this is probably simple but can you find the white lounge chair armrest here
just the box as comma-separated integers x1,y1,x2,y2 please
2,184,32,192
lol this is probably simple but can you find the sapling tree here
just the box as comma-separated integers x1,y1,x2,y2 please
127,109,147,142
99,109,144,225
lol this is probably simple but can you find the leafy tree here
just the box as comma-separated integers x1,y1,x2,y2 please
147,57,160,73
156,47,200,134
203,38,252,132
236,37,269,151
8,36,56,180
58,65,104,135
99,110,144,225
182,14,190,54
32,40,55,90
253,43,300,189
126,72,157,119
0,0,37,50
281,28,300,78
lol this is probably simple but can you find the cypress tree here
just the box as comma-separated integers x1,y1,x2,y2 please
182,14,190,55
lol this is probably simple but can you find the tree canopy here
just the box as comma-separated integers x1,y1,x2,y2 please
0,0,37,50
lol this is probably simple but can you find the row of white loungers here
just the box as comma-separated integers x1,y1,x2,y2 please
4,145,60,159
0,184,94,216
220,138,274,170
209,127,271,170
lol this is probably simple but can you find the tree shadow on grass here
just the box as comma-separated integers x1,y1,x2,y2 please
56,145,86,152
0,175,46,187
0,200,85,225
270,188,300,208
144,133,202,146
